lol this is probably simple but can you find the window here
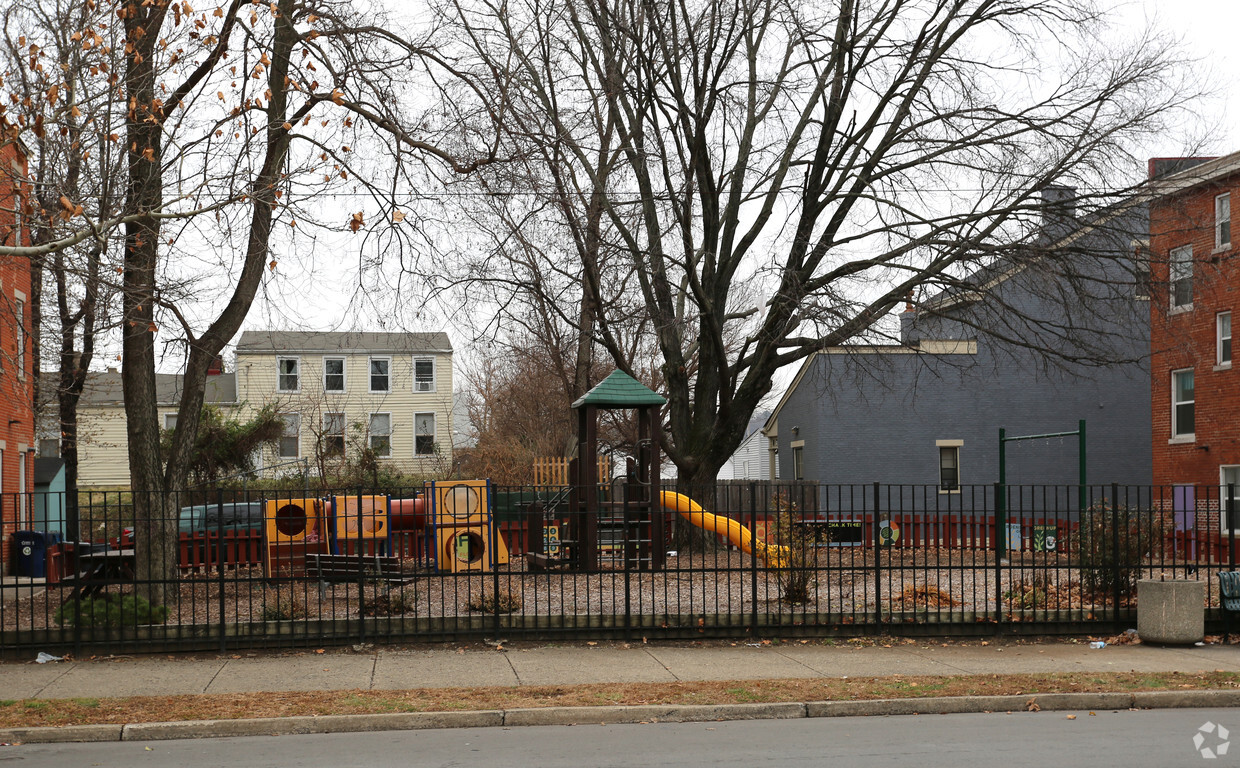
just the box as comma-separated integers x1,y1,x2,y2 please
163,413,178,431
1223,466,1240,531
38,438,58,458
279,413,300,458
369,413,391,457
1170,245,1193,310
277,357,300,392
1172,369,1194,439
415,412,436,455
414,356,436,392
1218,193,1231,250
792,445,804,480
322,412,345,456
1220,312,1233,367
939,446,960,491
323,357,345,392
15,299,25,378
369,357,390,393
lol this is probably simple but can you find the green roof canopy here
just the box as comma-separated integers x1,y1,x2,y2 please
571,369,666,409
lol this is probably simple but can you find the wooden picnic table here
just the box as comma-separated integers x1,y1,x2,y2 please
63,548,136,600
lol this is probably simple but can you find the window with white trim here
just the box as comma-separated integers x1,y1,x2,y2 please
369,413,391,457
413,356,436,392
1170,245,1193,310
1218,193,1231,250
1223,466,1240,532
323,357,345,393
792,446,804,480
15,298,25,378
277,357,300,392
369,357,390,393
163,413,178,431
1219,312,1232,367
939,446,960,491
279,413,300,458
1172,368,1195,439
415,412,436,455
322,412,345,456
38,438,58,458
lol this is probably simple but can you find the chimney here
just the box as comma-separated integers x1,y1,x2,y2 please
207,355,224,376
899,293,920,346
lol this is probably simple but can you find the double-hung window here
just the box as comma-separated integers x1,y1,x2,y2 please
369,357,390,393
414,356,435,392
1170,245,1193,310
1223,466,1240,532
279,413,300,458
1217,193,1231,250
1219,312,1233,367
277,357,300,392
938,444,961,491
369,413,392,457
323,357,345,392
415,412,436,455
322,412,345,456
1172,369,1195,439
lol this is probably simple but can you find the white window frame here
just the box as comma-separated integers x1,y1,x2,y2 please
369,412,392,458
279,413,300,459
322,356,346,393
322,412,345,457
413,356,436,393
1218,312,1232,368
936,439,963,493
1223,466,1240,533
790,439,805,481
1171,368,1195,441
368,356,391,394
163,413,178,431
14,293,25,380
1217,193,1232,251
414,411,436,455
277,356,300,393
1170,245,1193,311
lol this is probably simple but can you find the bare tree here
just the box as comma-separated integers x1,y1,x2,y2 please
3,0,126,534
434,0,1199,485
0,0,499,601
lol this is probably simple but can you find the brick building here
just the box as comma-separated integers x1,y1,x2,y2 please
0,123,35,574
1149,153,1240,530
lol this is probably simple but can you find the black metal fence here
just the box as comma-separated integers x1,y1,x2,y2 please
1,481,1236,656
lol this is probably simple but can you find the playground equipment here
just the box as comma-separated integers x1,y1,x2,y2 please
658,491,787,567
263,497,328,576
331,494,390,553
425,480,509,572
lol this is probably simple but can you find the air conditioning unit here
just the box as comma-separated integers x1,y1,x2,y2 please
415,381,433,392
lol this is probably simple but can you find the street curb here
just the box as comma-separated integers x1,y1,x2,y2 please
6,690,1240,743
503,702,806,727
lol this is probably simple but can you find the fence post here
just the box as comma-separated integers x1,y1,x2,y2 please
750,481,759,633
873,482,882,627
1111,482,1121,633
217,486,226,654
1229,484,1236,572
993,483,1003,633
356,486,366,646
492,480,502,641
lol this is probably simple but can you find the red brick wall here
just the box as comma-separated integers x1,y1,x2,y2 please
0,135,34,574
1149,168,1240,493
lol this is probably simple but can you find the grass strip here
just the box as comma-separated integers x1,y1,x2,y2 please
2,671,1238,729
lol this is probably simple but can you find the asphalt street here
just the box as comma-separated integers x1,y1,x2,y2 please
5,707,1237,768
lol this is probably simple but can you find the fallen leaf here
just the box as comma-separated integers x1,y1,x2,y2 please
315,649,325,654
1066,714,1077,720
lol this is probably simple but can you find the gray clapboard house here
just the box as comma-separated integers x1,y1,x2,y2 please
763,194,1152,504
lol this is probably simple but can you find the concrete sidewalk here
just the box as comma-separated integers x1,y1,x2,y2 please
6,639,1240,700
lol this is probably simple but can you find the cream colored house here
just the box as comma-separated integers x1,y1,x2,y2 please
233,331,454,476
38,369,238,488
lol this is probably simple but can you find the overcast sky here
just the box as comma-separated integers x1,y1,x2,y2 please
219,0,1240,397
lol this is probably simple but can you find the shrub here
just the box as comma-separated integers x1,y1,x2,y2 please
768,493,817,605
1075,501,1166,599
55,594,168,628
361,587,417,617
466,590,523,614
261,593,308,621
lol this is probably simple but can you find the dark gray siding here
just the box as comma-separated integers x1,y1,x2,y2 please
774,206,1151,494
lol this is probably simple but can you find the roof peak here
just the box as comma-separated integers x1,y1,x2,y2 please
571,369,666,409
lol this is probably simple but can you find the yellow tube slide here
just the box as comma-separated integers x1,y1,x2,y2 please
659,491,787,567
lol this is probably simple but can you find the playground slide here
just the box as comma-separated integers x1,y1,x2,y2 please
658,491,786,566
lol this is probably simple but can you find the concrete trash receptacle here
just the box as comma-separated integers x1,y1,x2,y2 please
1137,579,1204,645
